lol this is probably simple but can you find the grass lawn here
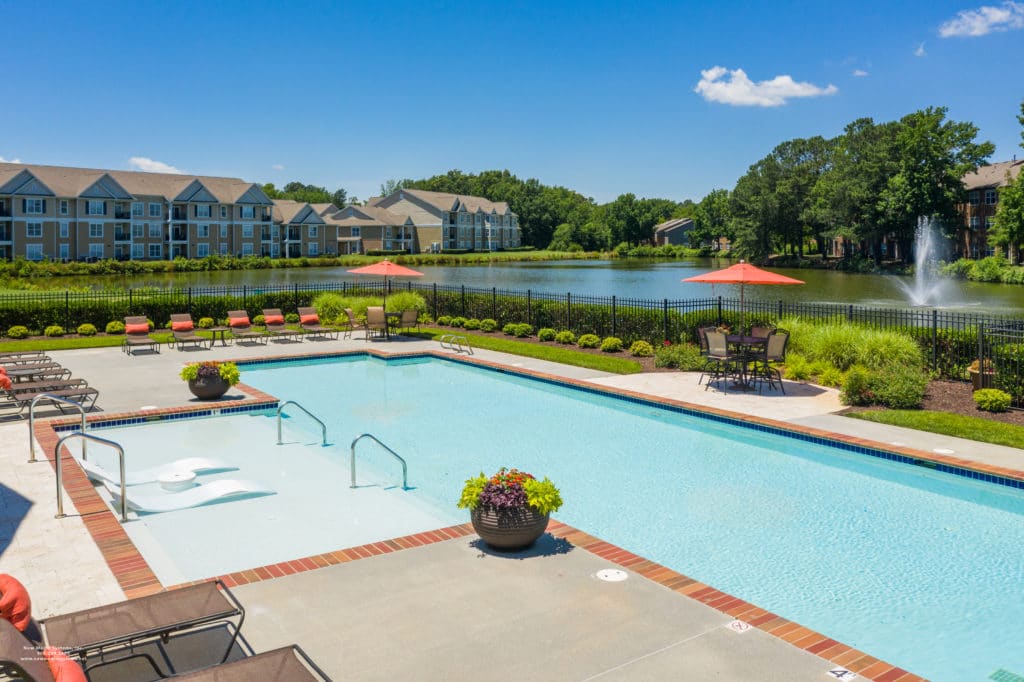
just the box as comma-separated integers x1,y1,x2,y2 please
847,410,1024,449
406,330,643,374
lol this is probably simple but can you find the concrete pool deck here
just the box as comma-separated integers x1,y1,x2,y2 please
3,335,1021,679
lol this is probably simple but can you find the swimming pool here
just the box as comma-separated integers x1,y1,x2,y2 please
85,354,1024,681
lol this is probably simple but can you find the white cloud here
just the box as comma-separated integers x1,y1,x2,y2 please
693,66,838,107
939,1,1024,36
0,156,22,163
915,42,927,56
852,69,869,77
272,163,285,171
128,156,183,174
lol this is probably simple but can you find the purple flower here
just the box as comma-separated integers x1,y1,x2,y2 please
478,481,527,510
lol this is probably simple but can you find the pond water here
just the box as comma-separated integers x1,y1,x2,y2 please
28,259,1024,315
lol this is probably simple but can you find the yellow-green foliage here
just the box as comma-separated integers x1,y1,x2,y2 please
384,291,426,314
779,317,923,371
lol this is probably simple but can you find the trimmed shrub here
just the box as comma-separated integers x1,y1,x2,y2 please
871,365,928,409
285,313,299,324
76,323,97,337
463,318,481,330
629,340,654,357
105,321,125,335
514,323,533,338
44,325,65,337
7,325,30,339
436,315,452,326
600,337,624,352
198,317,214,329
554,330,576,344
450,316,467,328
502,323,518,335
654,342,704,370
480,318,498,332
974,388,1012,412
840,365,874,406
537,328,557,341
253,314,266,326
578,334,601,348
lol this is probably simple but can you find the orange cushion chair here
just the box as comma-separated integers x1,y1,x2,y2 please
0,574,32,632
44,646,88,682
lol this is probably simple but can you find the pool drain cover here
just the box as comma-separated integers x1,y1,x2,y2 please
596,569,628,582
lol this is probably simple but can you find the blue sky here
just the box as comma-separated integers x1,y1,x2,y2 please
2,0,1023,204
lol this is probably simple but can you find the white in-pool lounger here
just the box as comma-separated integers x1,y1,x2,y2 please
75,456,238,486
103,479,276,513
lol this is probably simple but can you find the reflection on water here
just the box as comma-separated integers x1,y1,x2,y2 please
32,258,1024,315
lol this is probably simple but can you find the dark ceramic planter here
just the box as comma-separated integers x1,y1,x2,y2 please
187,376,229,400
470,505,550,551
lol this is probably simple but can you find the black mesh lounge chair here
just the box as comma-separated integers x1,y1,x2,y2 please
123,316,159,355
261,308,302,343
226,311,267,345
1,618,55,682
0,351,50,363
170,314,210,351
2,381,99,415
173,645,331,681
297,307,339,340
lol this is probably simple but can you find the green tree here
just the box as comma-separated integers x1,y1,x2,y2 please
989,100,1024,263
692,189,732,249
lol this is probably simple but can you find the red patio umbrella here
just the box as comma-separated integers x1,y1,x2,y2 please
682,261,804,332
347,259,424,308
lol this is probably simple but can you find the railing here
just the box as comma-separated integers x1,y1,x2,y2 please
29,394,88,463
53,432,128,522
439,334,472,354
172,208,187,220
114,210,131,220
0,206,11,217
350,433,408,490
0,228,11,241
114,230,131,242
276,400,328,446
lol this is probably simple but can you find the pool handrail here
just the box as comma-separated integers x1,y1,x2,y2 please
29,394,87,463
54,432,128,523
276,400,328,446
439,334,472,354
350,433,408,490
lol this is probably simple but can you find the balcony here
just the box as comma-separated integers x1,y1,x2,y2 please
166,228,188,241
259,212,272,222
286,229,301,241
114,229,131,242
0,206,11,218
0,226,11,242
172,208,187,220
261,228,273,241
114,209,131,220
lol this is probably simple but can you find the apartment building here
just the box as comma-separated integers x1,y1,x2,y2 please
273,200,331,258
318,203,417,254
957,158,1023,259
369,188,520,251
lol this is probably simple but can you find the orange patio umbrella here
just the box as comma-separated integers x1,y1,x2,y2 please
682,260,804,332
347,259,424,308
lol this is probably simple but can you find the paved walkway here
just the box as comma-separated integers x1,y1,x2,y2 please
2,335,1019,678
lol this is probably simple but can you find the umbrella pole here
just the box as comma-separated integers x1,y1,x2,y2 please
740,284,745,335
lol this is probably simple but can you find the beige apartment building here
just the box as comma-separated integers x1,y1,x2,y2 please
0,163,522,260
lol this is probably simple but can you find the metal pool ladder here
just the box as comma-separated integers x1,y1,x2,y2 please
439,334,472,354
350,434,408,490
276,400,328,446
28,394,88,463
53,432,128,523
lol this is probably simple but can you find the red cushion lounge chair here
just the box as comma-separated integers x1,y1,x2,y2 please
122,316,159,355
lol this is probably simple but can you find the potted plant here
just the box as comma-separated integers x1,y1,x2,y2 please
457,467,563,550
180,361,241,400
967,359,994,391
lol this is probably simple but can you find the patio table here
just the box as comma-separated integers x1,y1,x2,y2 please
726,335,767,391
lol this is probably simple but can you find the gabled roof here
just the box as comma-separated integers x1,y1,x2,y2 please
310,202,339,216
323,204,410,227
272,200,325,225
962,159,1024,190
384,188,513,216
654,218,693,234
0,162,135,198
0,167,54,196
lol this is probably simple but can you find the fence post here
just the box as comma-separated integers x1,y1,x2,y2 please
65,291,70,330
129,288,133,310
433,283,438,321
717,296,722,325
294,283,299,308
243,285,247,309
527,290,532,327
847,304,854,322
492,287,497,320
612,296,617,337
977,323,984,368
187,287,192,315
778,300,783,319
460,285,465,317
662,299,669,342
567,292,572,330
931,309,938,371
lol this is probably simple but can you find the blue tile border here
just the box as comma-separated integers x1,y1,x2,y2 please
54,401,277,433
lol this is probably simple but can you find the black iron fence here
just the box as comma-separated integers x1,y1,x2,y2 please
980,322,1024,406
0,280,1017,382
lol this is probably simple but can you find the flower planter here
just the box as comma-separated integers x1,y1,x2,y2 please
470,505,550,551
187,376,229,400
968,368,994,391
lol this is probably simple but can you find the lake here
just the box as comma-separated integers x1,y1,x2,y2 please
30,259,1024,315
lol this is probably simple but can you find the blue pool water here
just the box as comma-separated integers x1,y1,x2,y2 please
89,354,1024,681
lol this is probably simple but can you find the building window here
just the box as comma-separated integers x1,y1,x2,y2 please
219,243,228,255
241,206,254,219
26,222,43,237
24,199,44,214
132,243,143,259
351,226,361,237
242,225,254,238
149,202,162,217
984,189,997,205
196,204,211,218
132,223,143,238
197,243,209,258
197,224,209,238
59,222,69,238
220,206,227,219
59,244,69,260
59,200,69,215
220,224,228,238
26,244,43,260
89,244,104,259
132,202,143,217
148,244,162,259
86,200,105,215
970,216,980,229
149,223,161,238
89,223,104,238
308,225,318,238
308,242,319,256
969,190,979,205
242,243,253,255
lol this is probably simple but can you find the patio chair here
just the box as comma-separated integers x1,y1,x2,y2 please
298,307,339,340
0,351,50,364
2,381,99,416
365,306,387,341
227,311,267,345
174,645,331,681
343,308,365,340
123,316,159,355
752,331,789,394
703,330,738,391
750,325,775,339
262,308,303,343
398,308,419,334
170,314,210,351
695,326,718,385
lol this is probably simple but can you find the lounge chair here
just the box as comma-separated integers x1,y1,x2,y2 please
0,350,48,362
298,306,339,340
1,382,99,415
175,645,331,681
123,316,159,355
262,308,303,343
170,314,210,351
104,479,275,513
342,308,365,340
75,456,237,486
365,306,387,341
226,311,267,345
